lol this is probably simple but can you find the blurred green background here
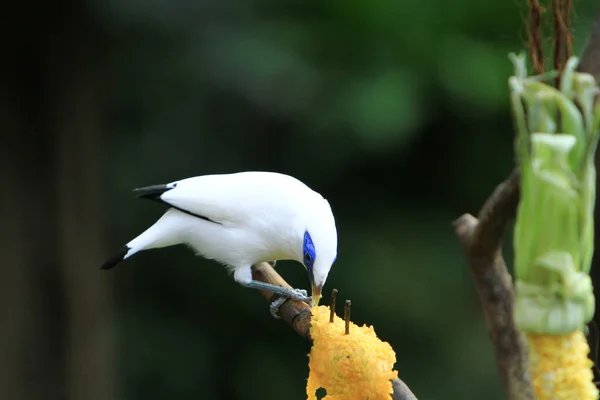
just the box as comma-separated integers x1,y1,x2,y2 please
2,0,600,399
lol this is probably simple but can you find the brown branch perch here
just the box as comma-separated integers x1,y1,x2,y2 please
453,169,533,400
251,262,418,400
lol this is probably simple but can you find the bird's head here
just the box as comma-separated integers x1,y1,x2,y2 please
301,198,338,307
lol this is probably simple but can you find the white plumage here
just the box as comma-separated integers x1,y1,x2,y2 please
102,171,338,307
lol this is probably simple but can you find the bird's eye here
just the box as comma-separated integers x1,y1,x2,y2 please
304,252,312,264
303,231,316,271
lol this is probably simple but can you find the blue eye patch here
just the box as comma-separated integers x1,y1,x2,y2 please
303,231,316,272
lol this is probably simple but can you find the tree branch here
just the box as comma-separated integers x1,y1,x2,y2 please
252,262,312,339
251,262,418,400
453,169,534,400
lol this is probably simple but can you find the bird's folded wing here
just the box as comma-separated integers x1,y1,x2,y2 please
159,176,284,225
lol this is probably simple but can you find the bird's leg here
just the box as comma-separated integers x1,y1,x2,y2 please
242,280,310,302
235,266,309,318
268,260,276,267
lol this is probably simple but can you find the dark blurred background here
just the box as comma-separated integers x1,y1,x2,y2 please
2,1,600,399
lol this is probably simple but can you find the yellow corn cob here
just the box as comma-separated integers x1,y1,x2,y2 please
527,330,598,400
306,305,398,400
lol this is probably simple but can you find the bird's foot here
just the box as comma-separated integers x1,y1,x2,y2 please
241,280,311,318
290,288,309,301
270,297,286,319
269,288,310,319
278,287,310,303
268,260,277,267
242,280,311,302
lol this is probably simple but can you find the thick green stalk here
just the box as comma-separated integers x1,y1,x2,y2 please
510,53,597,335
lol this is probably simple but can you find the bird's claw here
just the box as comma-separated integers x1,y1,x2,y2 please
269,288,312,319
270,297,286,319
290,288,310,302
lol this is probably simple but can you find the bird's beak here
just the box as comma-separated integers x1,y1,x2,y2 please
311,282,323,307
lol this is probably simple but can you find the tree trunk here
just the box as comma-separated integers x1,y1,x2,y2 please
0,3,114,399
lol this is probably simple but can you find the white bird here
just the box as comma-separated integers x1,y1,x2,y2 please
101,171,338,308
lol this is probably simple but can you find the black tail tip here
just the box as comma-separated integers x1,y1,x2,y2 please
101,246,130,270
133,184,172,200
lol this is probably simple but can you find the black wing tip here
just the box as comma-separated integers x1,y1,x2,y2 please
101,246,130,270
133,184,173,200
